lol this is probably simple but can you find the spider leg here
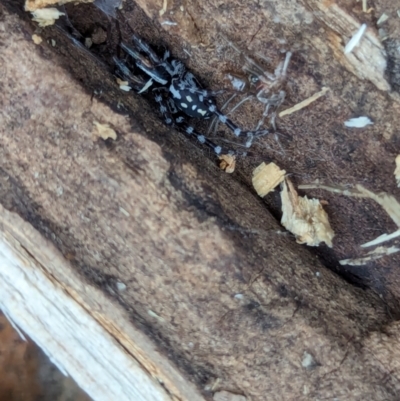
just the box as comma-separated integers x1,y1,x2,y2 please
120,42,169,85
255,90,286,130
166,98,178,114
208,93,237,135
124,36,185,80
154,92,234,155
131,34,184,77
211,94,252,136
207,105,269,148
131,34,163,65
176,72,224,98
113,56,150,92
183,72,200,90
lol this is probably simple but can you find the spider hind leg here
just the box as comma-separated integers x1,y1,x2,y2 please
208,106,269,148
154,92,235,156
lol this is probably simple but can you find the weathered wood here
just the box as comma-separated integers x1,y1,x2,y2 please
133,0,400,294
0,208,196,401
2,1,400,400
0,199,210,400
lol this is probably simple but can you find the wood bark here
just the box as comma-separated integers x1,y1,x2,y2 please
1,1,400,400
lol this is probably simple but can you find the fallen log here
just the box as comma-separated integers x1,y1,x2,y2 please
1,1,400,400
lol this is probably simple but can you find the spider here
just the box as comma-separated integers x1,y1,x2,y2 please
113,34,268,156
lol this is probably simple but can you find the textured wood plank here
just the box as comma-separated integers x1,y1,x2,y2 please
1,2,400,400
0,205,205,401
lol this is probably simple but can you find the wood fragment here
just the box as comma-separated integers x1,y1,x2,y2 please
299,183,400,229
0,224,172,400
93,121,117,140
32,34,43,44
0,205,207,401
218,154,236,173
159,0,167,16
280,179,334,247
213,391,247,401
252,162,286,197
279,87,329,118
361,230,400,248
340,246,400,266
394,155,400,187
344,116,373,128
30,7,64,27
362,0,367,13
299,183,400,248
344,24,367,54
25,0,93,12
116,78,132,92
304,1,389,91
377,13,389,25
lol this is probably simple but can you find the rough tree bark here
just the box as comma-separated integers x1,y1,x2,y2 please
1,0,400,400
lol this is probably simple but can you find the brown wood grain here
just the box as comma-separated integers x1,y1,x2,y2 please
1,1,400,400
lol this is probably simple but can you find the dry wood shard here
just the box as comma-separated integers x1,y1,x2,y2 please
252,162,286,197
25,0,93,12
281,179,334,247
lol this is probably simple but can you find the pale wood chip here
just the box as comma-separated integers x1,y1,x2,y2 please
340,246,400,266
279,87,329,118
218,154,236,174
93,121,117,141
252,162,286,197
159,0,167,16
31,7,65,27
299,182,400,248
32,34,43,44
214,390,247,401
395,155,400,187
281,179,334,247
25,0,93,12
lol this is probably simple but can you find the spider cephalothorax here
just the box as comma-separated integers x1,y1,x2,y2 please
114,34,268,155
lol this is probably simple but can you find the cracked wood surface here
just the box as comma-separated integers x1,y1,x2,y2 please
0,205,205,401
1,1,400,400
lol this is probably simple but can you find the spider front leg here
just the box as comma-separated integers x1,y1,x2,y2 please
130,34,182,77
113,56,150,92
131,34,162,66
120,42,169,85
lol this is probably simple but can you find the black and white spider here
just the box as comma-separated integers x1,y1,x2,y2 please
113,34,268,156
